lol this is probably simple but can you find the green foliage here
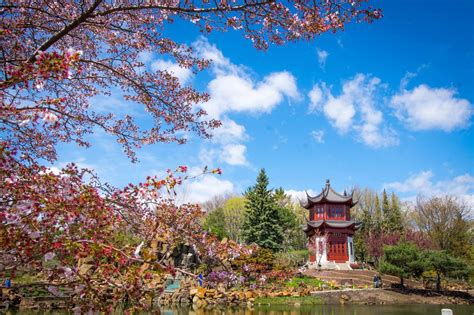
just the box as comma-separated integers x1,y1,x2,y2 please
285,276,324,288
415,196,471,260
275,191,306,251
353,232,368,263
254,296,324,305
373,195,383,233
379,242,424,286
422,250,468,290
387,192,404,232
222,196,246,242
202,207,228,240
382,191,404,232
274,250,309,270
242,169,284,251
233,247,275,270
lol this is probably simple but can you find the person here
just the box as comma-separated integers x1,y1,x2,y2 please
373,274,380,288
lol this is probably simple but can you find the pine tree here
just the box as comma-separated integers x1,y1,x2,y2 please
374,195,383,233
242,169,283,251
381,189,390,232
388,192,403,232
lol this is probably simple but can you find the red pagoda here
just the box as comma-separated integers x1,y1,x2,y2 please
301,180,361,269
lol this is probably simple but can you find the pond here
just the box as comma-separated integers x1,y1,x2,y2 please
7,304,474,314
159,305,474,315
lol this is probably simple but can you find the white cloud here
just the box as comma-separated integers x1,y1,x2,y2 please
391,85,472,131
308,74,398,147
203,72,299,118
311,130,325,143
182,175,234,204
192,38,300,167
151,59,193,85
308,85,324,113
199,143,249,167
384,171,474,208
220,144,248,166
317,49,329,69
324,95,356,133
194,38,300,118
210,116,248,144
285,189,318,204
193,37,244,77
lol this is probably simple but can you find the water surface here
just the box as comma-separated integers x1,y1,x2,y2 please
160,304,472,315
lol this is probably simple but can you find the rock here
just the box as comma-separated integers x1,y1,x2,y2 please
340,294,350,301
195,299,204,308
196,287,206,299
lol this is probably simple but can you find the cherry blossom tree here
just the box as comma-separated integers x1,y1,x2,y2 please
0,0,382,311
1,145,246,311
1,0,381,162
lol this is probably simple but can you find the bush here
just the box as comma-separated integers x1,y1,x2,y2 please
274,250,309,270
286,276,324,288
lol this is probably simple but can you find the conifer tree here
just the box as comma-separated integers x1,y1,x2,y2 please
387,192,404,232
381,189,391,231
374,195,383,233
242,169,283,251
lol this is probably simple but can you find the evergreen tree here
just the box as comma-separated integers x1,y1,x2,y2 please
274,187,305,250
242,169,283,251
381,189,390,231
387,192,404,232
422,250,468,291
379,242,425,287
381,190,404,233
373,195,383,233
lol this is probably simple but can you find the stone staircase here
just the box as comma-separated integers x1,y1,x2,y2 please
304,269,423,288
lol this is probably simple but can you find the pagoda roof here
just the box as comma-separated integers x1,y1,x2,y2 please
303,220,362,233
300,179,357,209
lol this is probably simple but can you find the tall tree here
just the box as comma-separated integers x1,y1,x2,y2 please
202,207,228,240
222,196,246,243
242,169,283,251
415,196,471,259
373,194,383,233
380,190,404,233
274,187,306,250
381,189,390,231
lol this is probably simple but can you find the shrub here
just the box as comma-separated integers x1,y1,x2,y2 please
274,250,309,270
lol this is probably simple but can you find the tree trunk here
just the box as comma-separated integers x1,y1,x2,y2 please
436,272,441,291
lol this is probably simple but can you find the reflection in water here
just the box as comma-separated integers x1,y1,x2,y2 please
160,304,473,315
8,304,474,314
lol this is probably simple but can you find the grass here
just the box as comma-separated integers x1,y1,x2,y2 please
254,296,324,305
286,276,325,288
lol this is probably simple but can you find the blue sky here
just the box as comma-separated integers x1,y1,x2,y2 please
54,0,474,205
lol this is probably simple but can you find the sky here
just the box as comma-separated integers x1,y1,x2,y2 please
53,0,474,206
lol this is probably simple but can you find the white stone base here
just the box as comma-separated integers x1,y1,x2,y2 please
307,261,352,270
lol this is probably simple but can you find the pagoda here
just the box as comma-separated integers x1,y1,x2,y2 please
301,180,361,268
